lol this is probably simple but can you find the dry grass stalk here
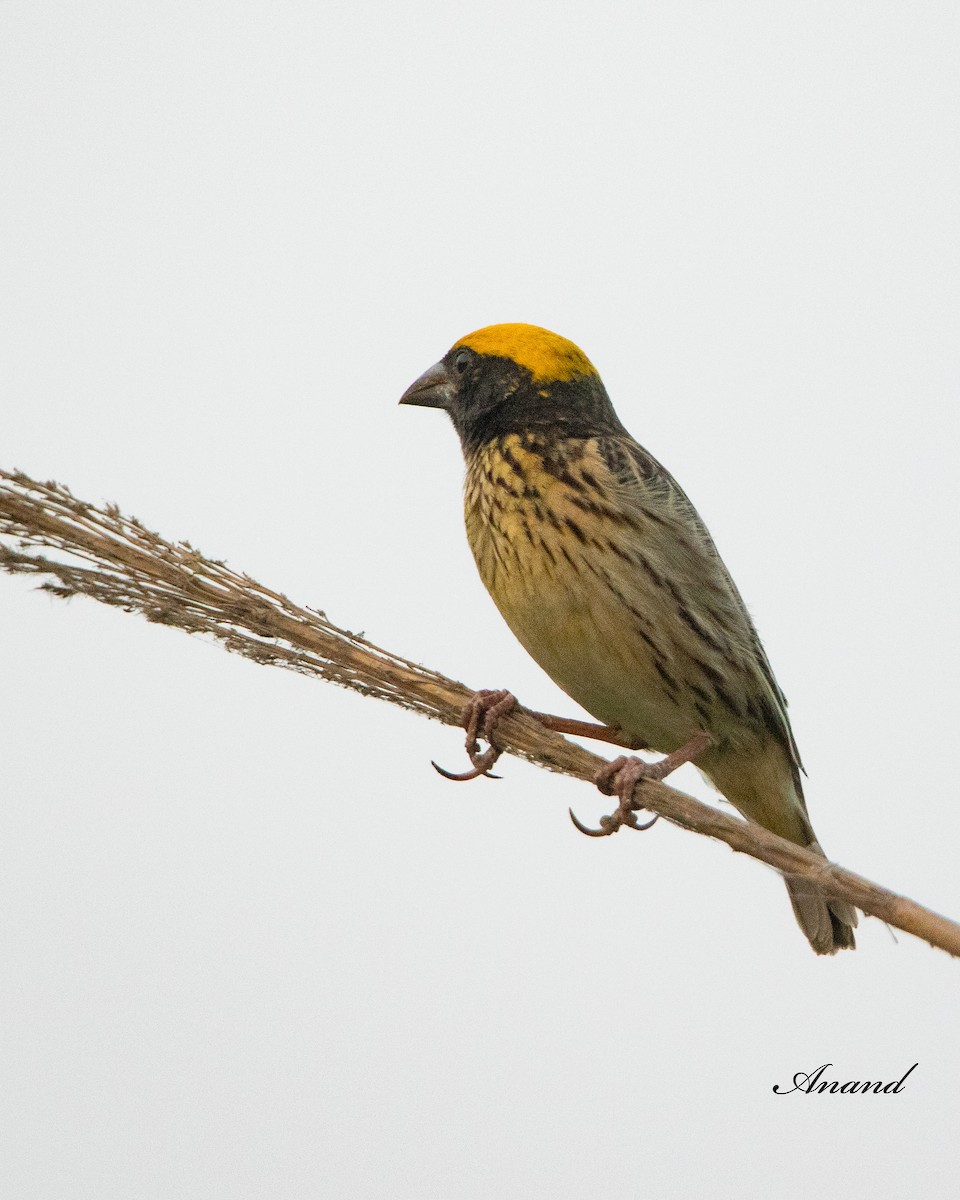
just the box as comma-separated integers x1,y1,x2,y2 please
2,466,958,957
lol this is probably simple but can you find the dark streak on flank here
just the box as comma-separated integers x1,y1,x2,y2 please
559,543,579,572
653,658,680,698
713,682,743,719
636,553,665,589
538,539,556,565
564,516,587,543
606,539,632,562
568,495,630,523
676,603,725,653
693,657,727,688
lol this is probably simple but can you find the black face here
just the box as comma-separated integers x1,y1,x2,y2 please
440,347,521,441
436,348,624,453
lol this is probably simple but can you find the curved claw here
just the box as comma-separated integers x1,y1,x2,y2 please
431,689,516,784
630,812,659,831
568,807,612,837
432,760,501,782
568,806,659,836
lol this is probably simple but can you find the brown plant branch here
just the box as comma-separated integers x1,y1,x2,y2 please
2,466,958,957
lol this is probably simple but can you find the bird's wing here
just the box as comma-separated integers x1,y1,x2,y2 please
596,433,805,791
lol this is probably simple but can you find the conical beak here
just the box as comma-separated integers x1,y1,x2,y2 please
399,359,455,410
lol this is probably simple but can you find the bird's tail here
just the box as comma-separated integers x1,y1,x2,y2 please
784,840,857,955
704,746,857,954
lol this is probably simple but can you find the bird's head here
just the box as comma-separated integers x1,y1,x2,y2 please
400,323,623,452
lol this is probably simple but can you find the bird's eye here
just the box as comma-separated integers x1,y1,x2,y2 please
453,350,472,376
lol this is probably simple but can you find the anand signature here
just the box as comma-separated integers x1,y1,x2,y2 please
773,1063,918,1095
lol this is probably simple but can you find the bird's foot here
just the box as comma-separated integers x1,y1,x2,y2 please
569,732,714,838
431,690,658,784
432,689,518,781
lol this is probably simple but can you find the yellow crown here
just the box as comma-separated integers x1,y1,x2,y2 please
454,324,597,384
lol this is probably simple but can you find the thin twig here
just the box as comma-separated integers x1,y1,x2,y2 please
2,466,958,957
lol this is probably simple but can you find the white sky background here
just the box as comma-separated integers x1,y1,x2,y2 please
2,2,958,1196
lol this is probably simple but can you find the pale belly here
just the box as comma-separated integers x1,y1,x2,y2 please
480,548,704,754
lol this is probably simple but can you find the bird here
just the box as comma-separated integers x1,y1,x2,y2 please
400,322,856,954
